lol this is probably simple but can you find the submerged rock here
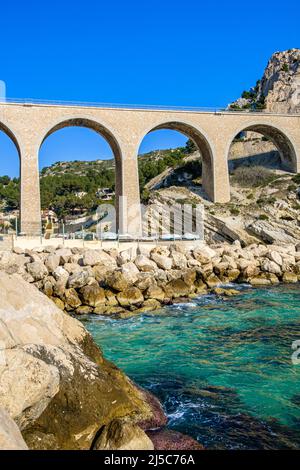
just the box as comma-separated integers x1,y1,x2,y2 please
146,429,204,450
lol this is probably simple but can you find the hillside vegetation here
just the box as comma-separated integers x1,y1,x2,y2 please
0,140,196,217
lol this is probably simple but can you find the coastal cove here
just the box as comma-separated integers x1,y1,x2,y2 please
84,284,300,450
0,241,300,450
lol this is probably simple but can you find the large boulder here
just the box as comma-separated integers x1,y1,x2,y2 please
135,255,158,273
0,408,28,450
55,248,72,264
282,272,298,283
163,279,190,298
80,284,106,307
93,419,154,450
193,245,216,264
116,287,144,307
117,249,132,266
121,262,140,284
27,261,48,281
106,271,132,291
145,285,165,301
249,274,272,286
0,251,29,274
0,272,155,450
44,254,60,273
267,251,283,267
64,288,82,309
171,251,187,270
92,264,112,283
67,270,89,289
261,259,282,276
82,250,116,267
150,253,172,271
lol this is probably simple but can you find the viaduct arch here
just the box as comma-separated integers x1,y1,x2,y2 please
0,101,299,236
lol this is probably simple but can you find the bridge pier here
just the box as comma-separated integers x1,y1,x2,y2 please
118,152,142,236
202,145,231,203
20,146,41,235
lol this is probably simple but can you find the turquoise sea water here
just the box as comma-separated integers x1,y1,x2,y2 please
83,284,300,449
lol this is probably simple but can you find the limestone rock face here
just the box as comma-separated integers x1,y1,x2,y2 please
258,49,300,113
0,408,28,450
230,49,300,114
0,272,154,450
248,220,299,245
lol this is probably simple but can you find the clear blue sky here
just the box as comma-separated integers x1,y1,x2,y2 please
0,0,299,176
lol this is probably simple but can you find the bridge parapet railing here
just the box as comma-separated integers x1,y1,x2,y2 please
0,97,299,115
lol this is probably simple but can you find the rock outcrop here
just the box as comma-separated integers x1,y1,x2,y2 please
258,49,300,113
0,241,299,320
230,48,300,113
0,408,28,450
0,271,163,450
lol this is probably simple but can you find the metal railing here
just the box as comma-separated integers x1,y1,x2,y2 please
0,97,299,115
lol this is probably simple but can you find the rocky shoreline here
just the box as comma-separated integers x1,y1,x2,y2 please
0,270,202,450
0,241,299,319
0,241,299,450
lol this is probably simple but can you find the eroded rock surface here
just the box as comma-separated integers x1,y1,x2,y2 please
0,271,157,450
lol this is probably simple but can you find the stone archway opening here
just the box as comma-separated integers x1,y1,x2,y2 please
0,123,21,234
227,124,298,195
38,118,122,238
137,121,214,205
137,121,214,238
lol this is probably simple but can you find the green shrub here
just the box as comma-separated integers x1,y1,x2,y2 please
258,214,269,220
292,174,300,184
281,63,289,72
232,166,276,187
141,189,151,204
256,196,276,205
230,207,240,216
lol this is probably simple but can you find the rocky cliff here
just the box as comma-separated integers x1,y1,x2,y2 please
0,271,164,450
230,48,300,113
258,49,300,113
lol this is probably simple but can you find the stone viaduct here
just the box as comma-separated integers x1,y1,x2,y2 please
0,101,300,235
